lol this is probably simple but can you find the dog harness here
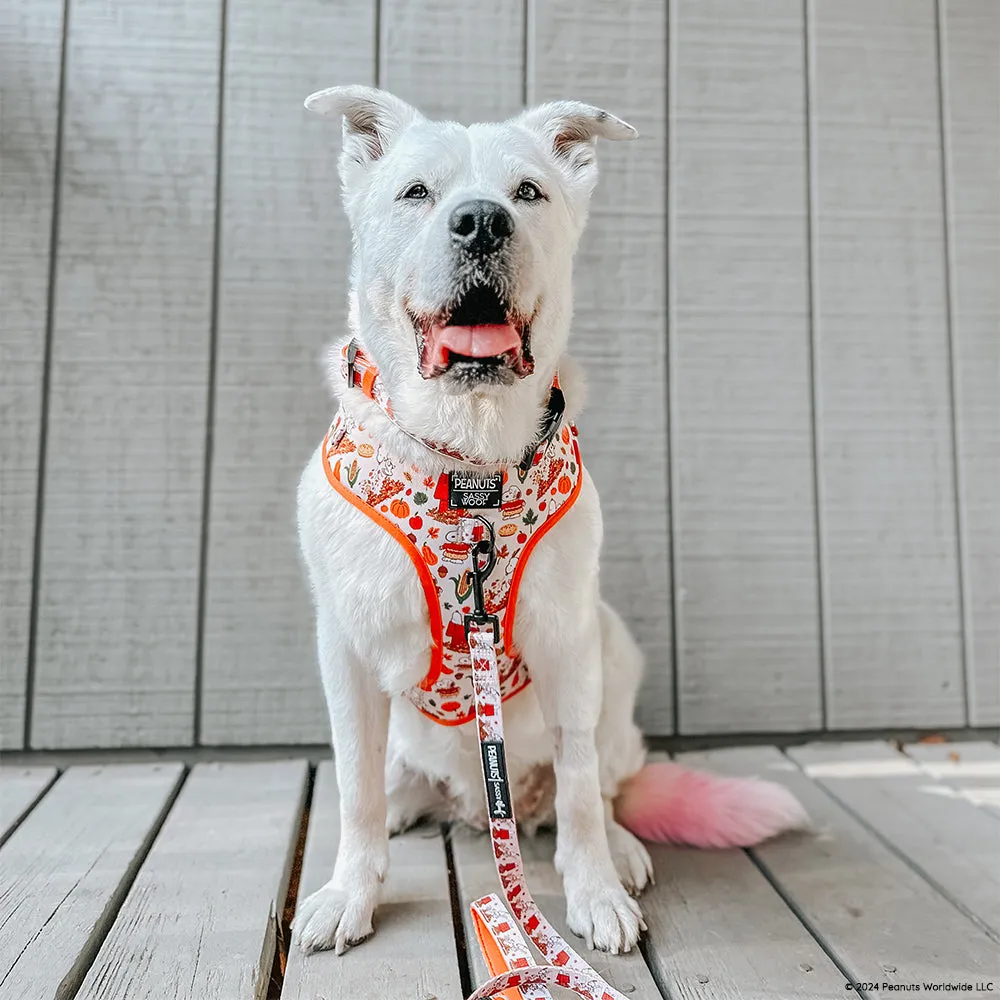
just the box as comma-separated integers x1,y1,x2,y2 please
323,341,633,999
321,342,583,726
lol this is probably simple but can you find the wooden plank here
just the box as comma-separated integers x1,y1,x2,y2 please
637,749,844,998
450,824,661,998
789,741,1000,939
703,746,1000,986
77,760,307,1000
670,0,821,733
940,0,1000,726
380,0,523,120
642,849,845,1000
0,765,58,844
905,741,1000,816
810,0,964,728
532,0,673,733
0,763,184,1000
30,0,221,747
281,761,462,999
0,0,63,749
199,0,376,745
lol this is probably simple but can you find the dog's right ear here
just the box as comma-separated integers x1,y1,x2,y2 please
304,85,422,178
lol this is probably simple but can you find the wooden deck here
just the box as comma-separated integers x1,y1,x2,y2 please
2,741,998,999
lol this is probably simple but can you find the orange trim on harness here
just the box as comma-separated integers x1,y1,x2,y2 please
360,366,378,400
501,436,582,658
321,430,445,683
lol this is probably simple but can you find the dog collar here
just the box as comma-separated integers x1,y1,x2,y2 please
341,339,564,473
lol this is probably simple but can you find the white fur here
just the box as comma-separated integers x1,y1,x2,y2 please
293,87,649,956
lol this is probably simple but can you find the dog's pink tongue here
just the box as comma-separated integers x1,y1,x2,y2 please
432,324,520,366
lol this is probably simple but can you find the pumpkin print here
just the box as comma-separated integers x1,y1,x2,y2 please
557,475,573,495
422,544,438,566
390,498,410,518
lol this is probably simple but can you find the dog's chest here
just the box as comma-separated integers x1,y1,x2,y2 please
321,412,582,725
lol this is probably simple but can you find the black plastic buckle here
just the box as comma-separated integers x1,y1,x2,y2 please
345,339,359,388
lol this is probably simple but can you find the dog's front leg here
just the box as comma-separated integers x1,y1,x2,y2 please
292,618,390,955
522,609,646,954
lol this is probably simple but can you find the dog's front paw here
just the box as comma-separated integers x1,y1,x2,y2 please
565,876,646,954
291,881,377,955
607,820,654,895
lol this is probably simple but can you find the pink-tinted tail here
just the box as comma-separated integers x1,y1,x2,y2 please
613,760,809,848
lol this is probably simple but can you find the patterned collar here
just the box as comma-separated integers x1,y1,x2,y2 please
340,339,565,472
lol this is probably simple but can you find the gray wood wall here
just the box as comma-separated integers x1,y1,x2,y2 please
1,0,996,750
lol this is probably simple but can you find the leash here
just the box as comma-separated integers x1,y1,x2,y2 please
462,521,631,1000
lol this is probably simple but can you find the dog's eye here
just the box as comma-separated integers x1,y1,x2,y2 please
401,182,429,201
515,180,543,202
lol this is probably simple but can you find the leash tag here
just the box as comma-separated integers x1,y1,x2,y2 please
480,740,513,820
449,471,502,510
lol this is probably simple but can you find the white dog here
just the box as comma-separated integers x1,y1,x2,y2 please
292,86,807,958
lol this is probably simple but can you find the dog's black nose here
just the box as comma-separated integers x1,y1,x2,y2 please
449,200,514,256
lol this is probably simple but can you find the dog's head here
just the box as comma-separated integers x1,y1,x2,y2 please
305,86,636,395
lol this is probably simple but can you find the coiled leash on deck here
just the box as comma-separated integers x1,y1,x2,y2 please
462,519,631,1000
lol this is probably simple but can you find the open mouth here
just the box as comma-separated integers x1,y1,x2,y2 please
410,284,534,384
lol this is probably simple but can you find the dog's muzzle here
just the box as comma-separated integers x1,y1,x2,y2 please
409,280,535,386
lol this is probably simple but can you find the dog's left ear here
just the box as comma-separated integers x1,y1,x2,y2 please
304,85,422,184
515,100,637,176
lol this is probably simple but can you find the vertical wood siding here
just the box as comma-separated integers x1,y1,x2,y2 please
29,0,220,747
0,0,64,749
670,0,821,733
198,0,376,746
1,0,996,747
809,0,964,728
938,0,1000,726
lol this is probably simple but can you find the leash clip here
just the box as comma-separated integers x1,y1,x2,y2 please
464,519,500,644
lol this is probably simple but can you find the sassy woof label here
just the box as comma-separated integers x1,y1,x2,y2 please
480,740,512,819
449,471,503,510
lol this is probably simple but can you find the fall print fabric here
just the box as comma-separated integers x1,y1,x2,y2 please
321,411,583,725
